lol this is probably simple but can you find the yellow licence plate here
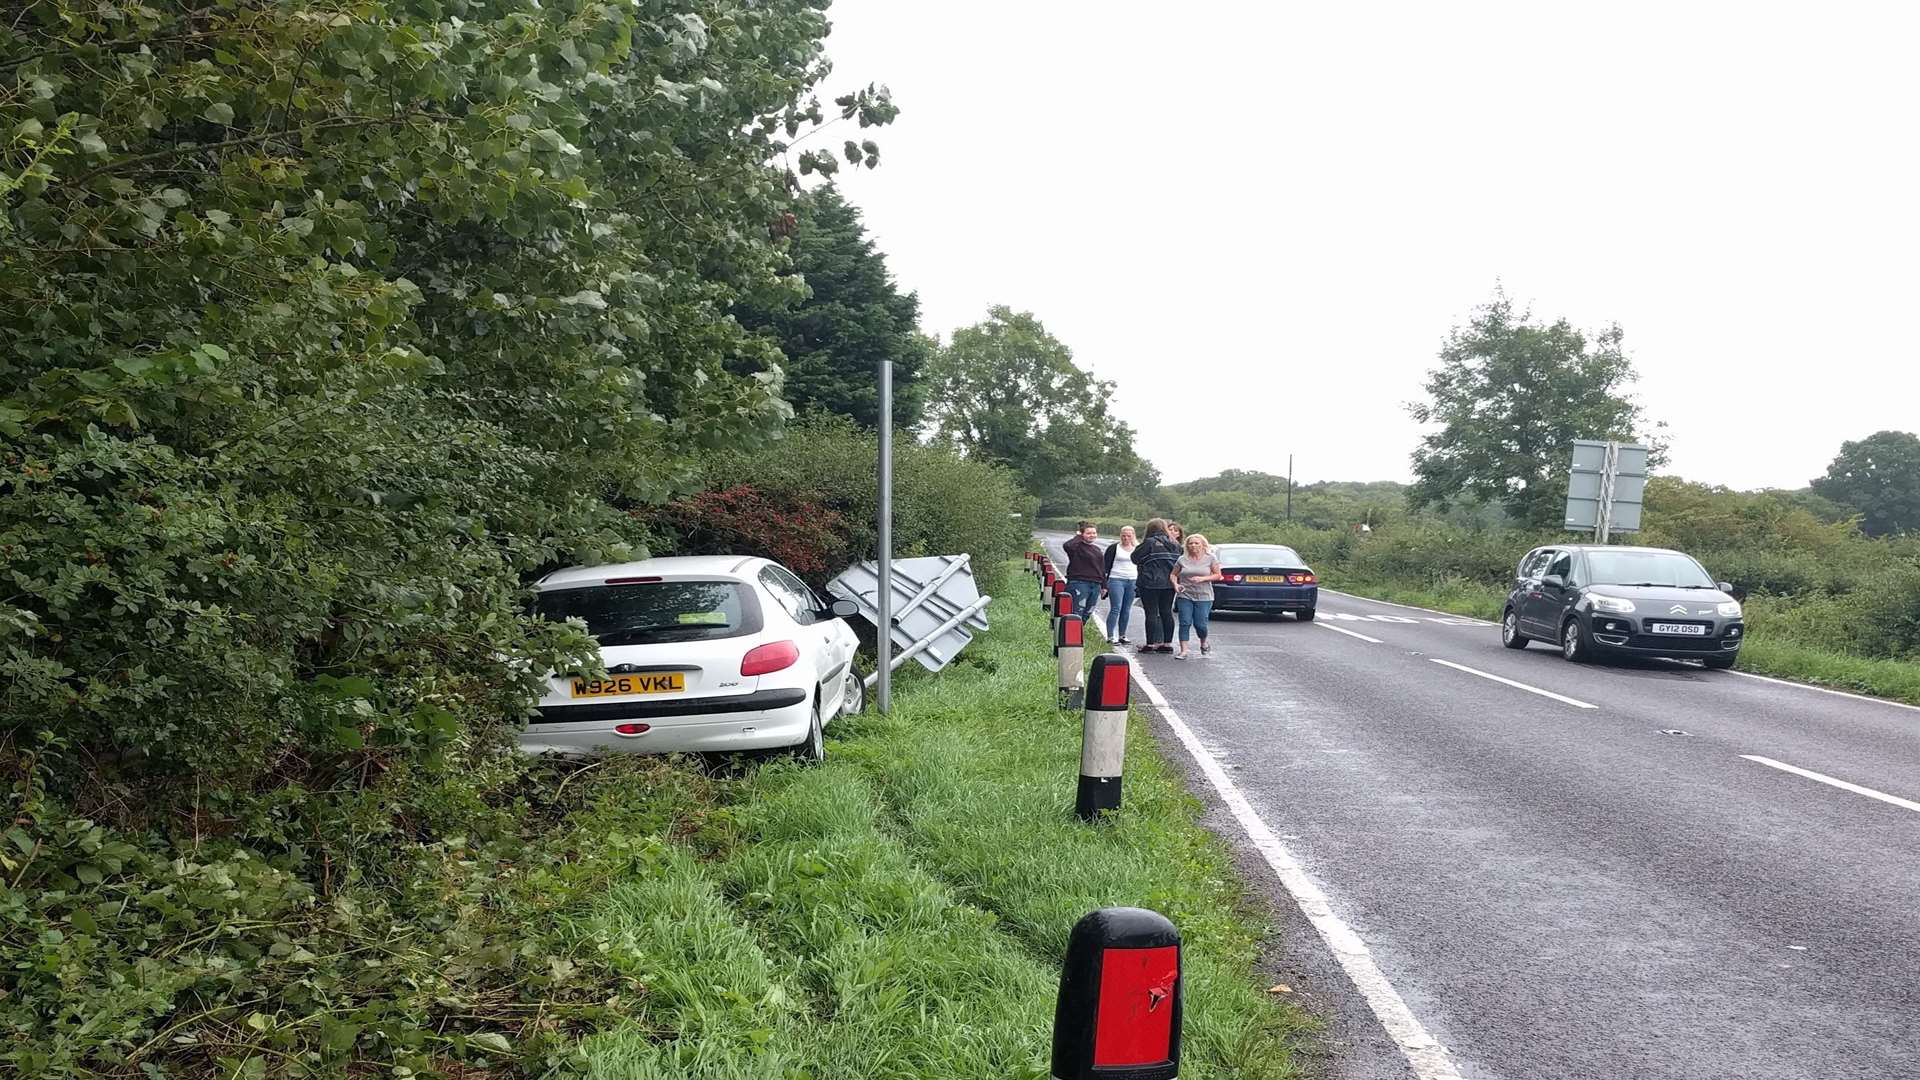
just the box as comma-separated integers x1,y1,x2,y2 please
571,673,685,698
1245,575,1288,583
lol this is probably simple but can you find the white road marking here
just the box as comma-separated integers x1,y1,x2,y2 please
1125,659,1466,1079
1727,670,1920,714
1740,756,1920,815
1366,614,1421,624
1317,622,1384,644
1428,659,1598,709
1058,562,1464,1078
1323,589,1496,625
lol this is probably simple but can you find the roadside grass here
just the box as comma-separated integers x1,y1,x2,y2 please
576,577,1316,1078
1325,574,1920,706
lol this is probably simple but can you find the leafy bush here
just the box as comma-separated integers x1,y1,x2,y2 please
649,485,851,582
1,743,736,1079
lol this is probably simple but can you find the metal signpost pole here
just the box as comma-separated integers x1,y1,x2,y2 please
1596,440,1619,545
876,361,893,714
1286,454,1294,524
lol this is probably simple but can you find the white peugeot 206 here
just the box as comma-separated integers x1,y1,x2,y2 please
521,556,865,760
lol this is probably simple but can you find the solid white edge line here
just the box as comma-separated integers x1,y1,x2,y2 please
1125,660,1466,1080
1427,658,1598,709
1726,669,1920,714
1321,588,1495,625
1740,755,1920,815
1317,621,1384,644
1049,544,1466,1079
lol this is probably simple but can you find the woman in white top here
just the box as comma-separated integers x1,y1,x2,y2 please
1102,525,1139,643
1171,533,1222,659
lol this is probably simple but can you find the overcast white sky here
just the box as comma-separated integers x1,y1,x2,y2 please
815,1,1918,489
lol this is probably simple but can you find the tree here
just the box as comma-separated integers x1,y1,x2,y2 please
0,0,895,795
924,307,1156,510
734,187,932,428
1811,431,1920,536
1407,291,1662,529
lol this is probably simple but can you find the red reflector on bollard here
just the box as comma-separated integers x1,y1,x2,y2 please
1060,615,1083,648
1052,907,1182,1080
1093,945,1180,1066
1088,654,1130,711
1054,592,1074,618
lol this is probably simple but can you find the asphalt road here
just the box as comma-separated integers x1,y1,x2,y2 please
1040,536,1920,1080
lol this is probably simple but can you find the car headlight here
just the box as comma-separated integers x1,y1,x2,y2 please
1717,601,1743,618
1589,594,1637,614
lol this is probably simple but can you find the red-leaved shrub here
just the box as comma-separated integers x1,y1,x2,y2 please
650,485,851,584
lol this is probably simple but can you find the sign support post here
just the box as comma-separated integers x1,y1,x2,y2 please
876,360,893,714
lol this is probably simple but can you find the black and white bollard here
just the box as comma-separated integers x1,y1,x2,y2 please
1056,612,1085,710
1051,907,1183,1080
1042,564,1058,609
1051,589,1073,640
1076,653,1130,821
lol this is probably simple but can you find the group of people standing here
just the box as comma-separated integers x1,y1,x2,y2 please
1061,518,1221,660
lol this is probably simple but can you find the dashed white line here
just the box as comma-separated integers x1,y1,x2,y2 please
1428,659,1598,709
1316,622,1384,644
1727,670,1920,714
1125,661,1466,1080
1740,756,1920,815
1322,589,1496,625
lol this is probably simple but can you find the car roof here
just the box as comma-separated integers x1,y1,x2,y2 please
1549,545,1682,554
535,555,768,590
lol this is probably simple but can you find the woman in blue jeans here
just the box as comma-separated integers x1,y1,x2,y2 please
1172,533,1221,659
1102,525,1139,642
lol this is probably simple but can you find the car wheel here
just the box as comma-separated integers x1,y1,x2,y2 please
1295,608,1316,623
1703,654,1738,671
1502,608,1528,649
838,668,866,719
1561,618,1589,663
791,704,825,764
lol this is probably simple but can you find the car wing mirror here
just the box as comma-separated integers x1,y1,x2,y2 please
827,599,860,620
1540,574,1566,590
1718,581,1747,602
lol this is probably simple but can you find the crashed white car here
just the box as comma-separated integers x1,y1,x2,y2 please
522,556,864,759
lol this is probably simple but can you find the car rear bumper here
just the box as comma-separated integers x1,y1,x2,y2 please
1213,584,1318,611
518,687,811,755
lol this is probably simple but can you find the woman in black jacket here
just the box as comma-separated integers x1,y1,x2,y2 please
1131,518,1182,654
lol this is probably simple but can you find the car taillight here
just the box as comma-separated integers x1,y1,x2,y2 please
1289,573,1317,585
741,640,800,677
1225,573,1243,582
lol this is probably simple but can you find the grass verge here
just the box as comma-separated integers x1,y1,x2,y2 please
576,577,1317,1078
1325,574,1920,706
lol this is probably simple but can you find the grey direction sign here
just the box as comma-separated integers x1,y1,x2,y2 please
1564,440,1648,533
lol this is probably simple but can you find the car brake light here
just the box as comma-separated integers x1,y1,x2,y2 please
603,576,663,585
1288,573,1317,585
1226,574,1243,582
614,723,651,735
741,640,800,676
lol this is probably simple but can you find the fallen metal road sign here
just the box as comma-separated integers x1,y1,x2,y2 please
827,554,991,684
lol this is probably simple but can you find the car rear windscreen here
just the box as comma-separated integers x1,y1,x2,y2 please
1583,551,1714,588
534,581,754,645
1216,546,1306,567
